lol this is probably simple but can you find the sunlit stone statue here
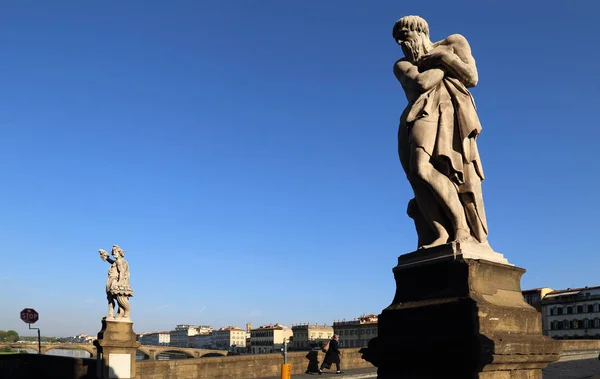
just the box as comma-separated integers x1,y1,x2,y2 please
358,15,561,379
393,15,490,250
99,245,134,320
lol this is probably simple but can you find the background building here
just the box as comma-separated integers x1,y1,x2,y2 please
522,287,554,332
213,326,247,352
192,331,213,349
66,334,94,343
250,323,292,354
522,287,554,311
169,325,213,347
139,331,170,346
291,324,333,350
542,286,600,339
333,314,378,348
245,323,252,350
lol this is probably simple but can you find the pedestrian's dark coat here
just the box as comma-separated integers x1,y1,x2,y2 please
323,338,340,365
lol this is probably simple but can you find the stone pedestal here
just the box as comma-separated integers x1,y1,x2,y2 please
93,318,140,379
361,243,561,378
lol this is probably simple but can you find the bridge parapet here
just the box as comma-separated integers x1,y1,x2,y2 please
136,345,226,360
0,342,223,360
0,343,97,358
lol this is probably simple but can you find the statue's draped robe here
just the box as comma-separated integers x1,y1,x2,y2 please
400,76,488,243
111,259,134,297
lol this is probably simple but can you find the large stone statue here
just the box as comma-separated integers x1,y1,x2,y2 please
358,16,562,379
393,15,489,250
99,245,134,320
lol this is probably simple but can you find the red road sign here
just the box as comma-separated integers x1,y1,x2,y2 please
20,308,39,324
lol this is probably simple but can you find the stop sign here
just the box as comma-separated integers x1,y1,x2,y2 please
20,308,39,324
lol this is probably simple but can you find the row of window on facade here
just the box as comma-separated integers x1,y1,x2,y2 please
252,348,274,354
251,331,273,337
295,332,327,338
549,304,599,315
339,339,368,348
334,328,377,336
251,340,279,346
550,319,600,330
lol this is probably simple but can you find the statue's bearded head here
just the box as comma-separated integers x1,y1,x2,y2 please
111,245,125,258
393,15,430,63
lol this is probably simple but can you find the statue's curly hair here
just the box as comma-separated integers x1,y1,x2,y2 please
392,15,430,41
112,245,125,257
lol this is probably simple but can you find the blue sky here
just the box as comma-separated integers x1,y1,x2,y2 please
1,0,599,337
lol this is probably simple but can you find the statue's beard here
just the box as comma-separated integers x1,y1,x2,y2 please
402,38,424,63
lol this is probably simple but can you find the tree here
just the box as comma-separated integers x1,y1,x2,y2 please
6,330,19,342
0,330,7,341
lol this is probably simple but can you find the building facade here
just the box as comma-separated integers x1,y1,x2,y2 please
250,324,293,354
66,334,94,343
139,332,170,346
522,287,554,332
191,332,213,349
542,286,600,339
291,324,333,350
213,326,247,351
169,325,213,347
333,314,378,348
522,287,554,312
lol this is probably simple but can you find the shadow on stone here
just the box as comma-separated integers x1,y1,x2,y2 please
0,354,97,379
305,350,320,374
361,244,561,378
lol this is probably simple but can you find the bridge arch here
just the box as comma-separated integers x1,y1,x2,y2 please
43,344,96,358
0,343,96,358
201,352,226,358
136,348,150,360
0,343,39,353
136,346,227,360
137,346,195,359
157,349,196,358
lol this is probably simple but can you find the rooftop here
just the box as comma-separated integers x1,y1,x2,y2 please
547,286,600,295
252,323,289,331
217,326,244,331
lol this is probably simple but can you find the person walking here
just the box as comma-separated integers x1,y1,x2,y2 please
319,334,342,375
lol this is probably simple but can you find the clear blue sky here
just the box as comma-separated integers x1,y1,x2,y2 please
1,1,598,337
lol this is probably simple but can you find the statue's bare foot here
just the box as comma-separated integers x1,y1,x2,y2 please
420,232,450,249
454,228,473,243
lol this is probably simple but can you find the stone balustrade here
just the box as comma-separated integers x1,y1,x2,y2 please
136,348,370,379
2,340,600,379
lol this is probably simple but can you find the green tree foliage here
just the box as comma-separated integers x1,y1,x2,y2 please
0,330,6,341
6,330,19,342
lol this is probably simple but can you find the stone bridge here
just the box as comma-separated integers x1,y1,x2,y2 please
136,346,227,360
0,343,226,360
0,343,97,357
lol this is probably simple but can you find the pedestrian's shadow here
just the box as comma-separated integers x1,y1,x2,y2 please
305,350,319,374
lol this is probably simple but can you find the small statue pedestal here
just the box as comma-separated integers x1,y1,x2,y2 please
93,318,140,379
361,243,561,378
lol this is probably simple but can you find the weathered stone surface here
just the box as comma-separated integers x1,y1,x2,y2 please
135,348,372,379
99,245,134,321
94,318,140,379
392,15,492,253
363,13,563,379
362,255,561,378
0,354,97,379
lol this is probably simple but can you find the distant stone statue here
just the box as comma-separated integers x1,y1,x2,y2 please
99,245,134,320
393,15,489,250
